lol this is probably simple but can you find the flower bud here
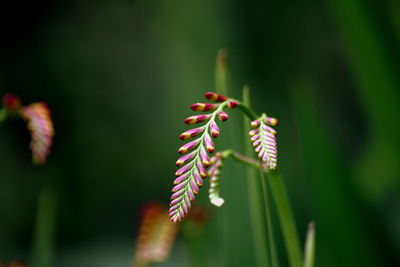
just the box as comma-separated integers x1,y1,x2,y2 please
264,116,279,126
190,103,219,111
178,139,200,154
227,101,238,109
204,133,215,153
176,151,196,166
218,111,229,121
184,114,212,125
175,161,194,176
204,92,228,102
249,129,259,136
199,146,210,167
251,120,261,128
209,121,220,138
179,127,204,140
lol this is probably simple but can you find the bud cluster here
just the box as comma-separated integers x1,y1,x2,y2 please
169,92,237,223
249,114,278,169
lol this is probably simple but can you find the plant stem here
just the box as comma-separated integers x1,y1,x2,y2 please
242,86,270,267
259,170,279,267
303,222,316,267
0,108,7,123
222,149,303,267
267,171,302,267
238,102,258,121
215,49,228,95
31,183,57,267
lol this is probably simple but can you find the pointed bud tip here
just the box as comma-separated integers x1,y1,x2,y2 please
227,101,238,109
204,92,228,102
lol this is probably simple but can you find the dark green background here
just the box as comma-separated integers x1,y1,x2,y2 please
1,0,399,266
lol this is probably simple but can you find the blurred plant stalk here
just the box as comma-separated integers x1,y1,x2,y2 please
30,184,57,267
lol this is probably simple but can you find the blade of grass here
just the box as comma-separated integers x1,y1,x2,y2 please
303,222,316,267
30,183,57,267
215,51,255,266
242,86,270,267
259,170,279,267
268,170,302,267
215,49,229,96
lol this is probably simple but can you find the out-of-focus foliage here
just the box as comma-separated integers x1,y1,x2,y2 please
0,0,399,266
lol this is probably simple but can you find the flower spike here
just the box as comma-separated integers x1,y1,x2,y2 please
249,114,278,169
208,152,225,207
169,92,237,223
22,103,54,165
133,203,178,266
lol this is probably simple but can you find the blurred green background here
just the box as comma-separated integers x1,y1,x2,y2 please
1,0,400,266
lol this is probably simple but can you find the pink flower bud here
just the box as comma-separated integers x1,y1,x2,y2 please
264,116,279,126
204,92,228,102
199,146,210,167
176,151,196,166
184,114,212,125
197,159,207,178
179,127,204,140
175,161,194,176
251,120,261,128
178,139,200,154
204,133,215,153
262,124,277,135
209,121,220,138
227,100,238,109
218,111,229,121
190,103,219,111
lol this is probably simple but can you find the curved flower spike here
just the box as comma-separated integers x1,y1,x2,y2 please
169,92,238,223
134,203,178,266
208,152,225,207
249,114,278,169
22,103,54,165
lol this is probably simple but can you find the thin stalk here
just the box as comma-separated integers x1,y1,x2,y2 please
215,49,228,95
267,171,302,267
0,108,7,123
242,86,270,267
259,170,279,267
237,102,258,121
303,222,316,267
31,183,57,267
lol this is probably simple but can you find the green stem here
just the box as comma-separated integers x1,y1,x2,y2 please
220,148,303,267
259,170,279,267
267,171,302,267
31,183,57,267
215,49,228,95
303,222,316,267
238,102,258,121
242,87,270,267
0,108,7,123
